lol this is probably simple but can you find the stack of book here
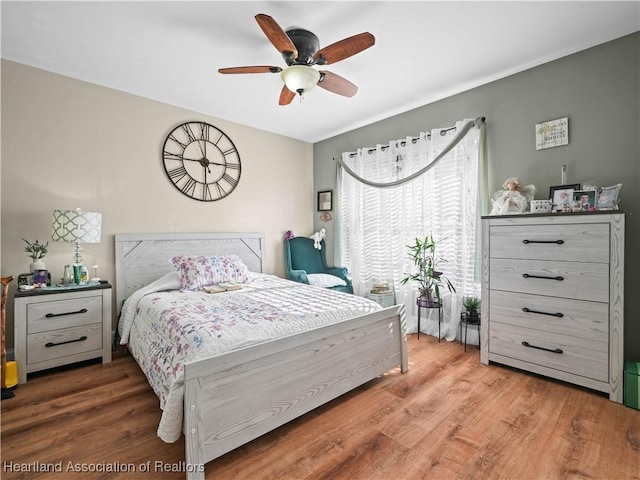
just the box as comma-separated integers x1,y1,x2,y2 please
370,282,392,295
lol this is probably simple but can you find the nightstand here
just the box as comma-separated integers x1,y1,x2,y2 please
14,283,112,383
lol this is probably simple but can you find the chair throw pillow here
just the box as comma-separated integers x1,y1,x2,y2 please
306,273,347,288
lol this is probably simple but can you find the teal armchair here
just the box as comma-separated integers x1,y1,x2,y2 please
284,237,353,294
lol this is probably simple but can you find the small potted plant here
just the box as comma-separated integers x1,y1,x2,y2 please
401,234,455,307
463,296,480,319
23,238,48,272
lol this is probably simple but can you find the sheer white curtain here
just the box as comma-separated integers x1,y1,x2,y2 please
338,119,483,340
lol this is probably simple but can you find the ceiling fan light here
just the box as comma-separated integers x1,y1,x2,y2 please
281,65,320,94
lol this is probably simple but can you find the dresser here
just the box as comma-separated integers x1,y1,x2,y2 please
481,212,624,402
14,283,112,383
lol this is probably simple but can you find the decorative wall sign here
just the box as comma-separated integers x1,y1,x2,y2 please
535,117,569,150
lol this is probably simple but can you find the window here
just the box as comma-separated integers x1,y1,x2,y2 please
338,119,482,339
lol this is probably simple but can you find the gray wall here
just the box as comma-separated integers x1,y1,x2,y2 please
314,32,640,360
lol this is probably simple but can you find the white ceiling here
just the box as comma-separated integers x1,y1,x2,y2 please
2,1,639,143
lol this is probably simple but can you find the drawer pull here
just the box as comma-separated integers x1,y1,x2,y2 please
522,341,563,354
522,239,565,245
522,307,563,318
45,308,88,318
45,336,88,348
522,273,564,281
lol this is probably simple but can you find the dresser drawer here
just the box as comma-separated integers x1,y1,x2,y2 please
489,290,608,342
490,258,608,302
489,224,609,263
27,323,103,365
489,322,608,382
27,295,103,333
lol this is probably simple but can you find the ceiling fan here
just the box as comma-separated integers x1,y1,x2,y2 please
218,14,375,106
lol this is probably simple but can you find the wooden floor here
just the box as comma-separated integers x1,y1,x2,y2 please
2,335,639,480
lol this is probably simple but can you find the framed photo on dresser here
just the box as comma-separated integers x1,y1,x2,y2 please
549,184,580,212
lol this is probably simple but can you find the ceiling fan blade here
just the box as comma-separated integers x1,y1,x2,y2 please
313,32,375,65
218,66,282,74
279,85,296,106
317,71,358,97
255,14,298,59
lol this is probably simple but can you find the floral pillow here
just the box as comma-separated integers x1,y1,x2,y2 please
170,254,250,291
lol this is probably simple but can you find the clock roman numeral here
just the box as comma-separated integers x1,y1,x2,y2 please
167,166,187,182
163,150,183,161
212,131,224,145
214,182,227,198
222,147,237,157
181,123,198,143
222,173,239,188
168,133,188,150
203,184,213,201
181,177,197,197
199,123,210,142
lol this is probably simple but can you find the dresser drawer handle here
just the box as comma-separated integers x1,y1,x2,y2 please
522,341,563,354
45,336,88,348
522,273,564,281
522,239,564,245
45,308,88,318
522,307,563,318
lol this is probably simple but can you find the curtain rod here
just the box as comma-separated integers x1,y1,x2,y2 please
345,117,485,157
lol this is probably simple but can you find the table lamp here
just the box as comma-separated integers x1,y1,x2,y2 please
51,209,102,281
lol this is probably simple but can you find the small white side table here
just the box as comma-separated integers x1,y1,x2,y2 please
14,283,112,383
365,291,395,308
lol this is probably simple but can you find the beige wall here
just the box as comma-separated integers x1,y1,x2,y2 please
1,60,314,347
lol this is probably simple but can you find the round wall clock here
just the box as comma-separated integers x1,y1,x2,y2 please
162,121,241,202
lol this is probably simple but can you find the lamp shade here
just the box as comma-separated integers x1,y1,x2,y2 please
281,66,320,94
52,209,102,244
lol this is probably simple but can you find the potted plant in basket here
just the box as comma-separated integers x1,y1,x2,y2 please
401,234,455,307
463,296,481,320
23,238,48,272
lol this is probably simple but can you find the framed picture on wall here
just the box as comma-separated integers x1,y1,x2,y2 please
317,190,333,211
549,184,580,212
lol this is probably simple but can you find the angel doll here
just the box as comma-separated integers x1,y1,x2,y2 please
490,177,535,215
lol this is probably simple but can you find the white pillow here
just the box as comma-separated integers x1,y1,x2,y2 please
307,273,347,288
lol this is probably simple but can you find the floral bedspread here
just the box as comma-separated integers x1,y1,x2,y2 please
119,272,381,442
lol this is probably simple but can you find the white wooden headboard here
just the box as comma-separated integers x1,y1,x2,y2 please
114,232,266,312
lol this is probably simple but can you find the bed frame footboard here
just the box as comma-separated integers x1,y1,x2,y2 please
183,304,407,480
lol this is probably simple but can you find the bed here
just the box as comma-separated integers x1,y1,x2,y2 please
115,232,408,480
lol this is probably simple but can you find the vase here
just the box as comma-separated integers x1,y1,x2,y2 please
29,260,45,273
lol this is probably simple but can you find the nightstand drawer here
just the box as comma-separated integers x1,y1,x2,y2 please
27,323,103,365
27,295,103,333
